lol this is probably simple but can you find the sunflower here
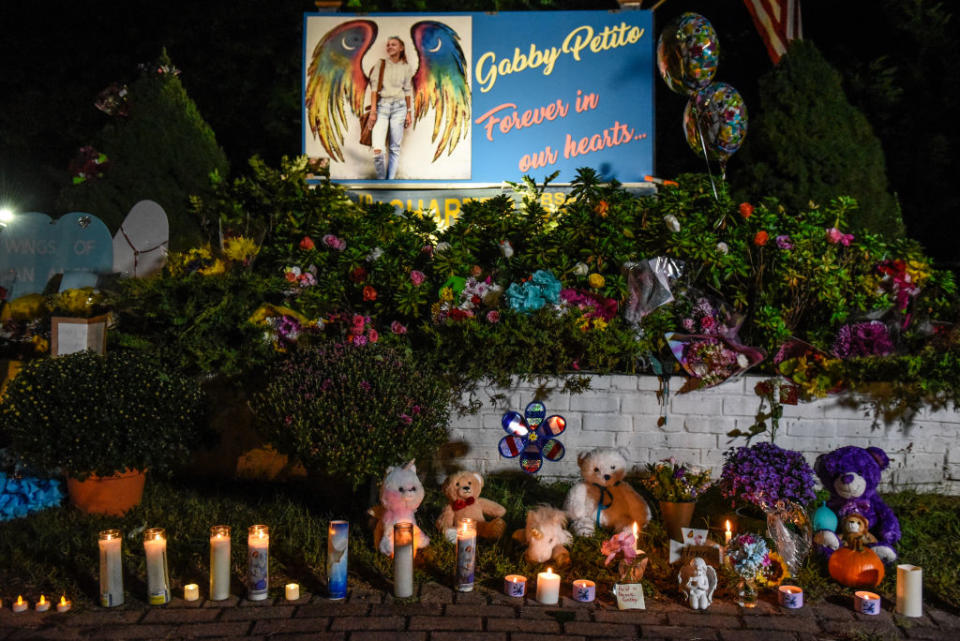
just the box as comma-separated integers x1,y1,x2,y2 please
757,551,790,587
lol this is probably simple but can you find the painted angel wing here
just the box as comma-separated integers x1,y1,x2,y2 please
410,21,471,161
305,20,378,162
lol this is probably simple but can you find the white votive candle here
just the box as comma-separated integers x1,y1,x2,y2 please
56,596,71,613
855,590,881,615
247,525,269,601
778,585,803,608
504,575,526,597
572,579,596,602
144,528,171,605
285,583,300,601
98,528,124,607
209,525,231,601
183,583,199,601
393,522,414,598
35,594,50,612
456,518,477,592
896,564,923,617
536,567,560,605
13,595,28,613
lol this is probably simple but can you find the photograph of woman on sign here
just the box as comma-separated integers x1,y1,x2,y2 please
304,15,472,180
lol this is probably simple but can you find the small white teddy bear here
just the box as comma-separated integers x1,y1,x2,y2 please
563,447,652,537
368,460,431,556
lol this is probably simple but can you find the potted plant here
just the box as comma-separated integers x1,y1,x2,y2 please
0,350,207,515
251,340,451,493
719,442,817,519
641,457,712,542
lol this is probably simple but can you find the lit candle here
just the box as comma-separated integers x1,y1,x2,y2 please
143,528,171,605
56,596,71,613
724,520,732,546
393,522,414,598
247,525,269,601
13,595,28,613
35,594,50,612
327,520,349,600
504,575,526,597
572,579,596,603
183,584,200,601
285,583,300,601
778,585,803,609
456,518,477,592
854,590,881,615
632,521,640,554
209,525,231,601
98,528,124,607
896,564,923,617
536,567,560,605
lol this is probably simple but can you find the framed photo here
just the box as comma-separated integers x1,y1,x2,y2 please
51,315,108,357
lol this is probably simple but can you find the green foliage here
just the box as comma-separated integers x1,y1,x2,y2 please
57,50,229,250
251,343,452,491
0,351,208,479
734,40,904,241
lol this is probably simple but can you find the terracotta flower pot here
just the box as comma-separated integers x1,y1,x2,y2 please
66,469,146,516
659,500,696,542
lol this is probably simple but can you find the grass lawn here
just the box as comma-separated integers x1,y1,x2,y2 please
1,474,957,612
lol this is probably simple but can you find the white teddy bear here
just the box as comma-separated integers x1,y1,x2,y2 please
368,460,431,556
563,447,652,537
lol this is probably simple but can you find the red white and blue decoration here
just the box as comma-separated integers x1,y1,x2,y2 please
498,401,566,474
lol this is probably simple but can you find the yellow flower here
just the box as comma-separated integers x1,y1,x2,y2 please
593,317,608,331
222,236,259,263
757,551,790,587
588,273,605,289
5,294,50,322
198,259,226,276
439,287,454,303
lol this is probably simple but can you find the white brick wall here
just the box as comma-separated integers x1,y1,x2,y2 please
446,375,960,494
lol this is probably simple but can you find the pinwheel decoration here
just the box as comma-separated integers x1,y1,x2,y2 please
498,401,566,474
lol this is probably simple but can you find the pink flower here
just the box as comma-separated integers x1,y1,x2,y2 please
410,270,426,286
322,234,346,251
600,530,637,566
826,227,854,246
299,236,315,251
367,329,379,343
298,272,316,287
390,321,407,335
486,310,500,324
421,244,434,256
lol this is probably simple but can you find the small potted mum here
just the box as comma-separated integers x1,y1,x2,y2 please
0,351,208,515
719,442,816,513
641,458,712,542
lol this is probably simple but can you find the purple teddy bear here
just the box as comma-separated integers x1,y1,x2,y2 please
813,446,901,563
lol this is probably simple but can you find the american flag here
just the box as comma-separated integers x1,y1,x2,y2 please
743,0,803,65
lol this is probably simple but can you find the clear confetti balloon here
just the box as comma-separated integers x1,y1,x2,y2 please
766,500,813,577
657,13,719,95
683,82,748,162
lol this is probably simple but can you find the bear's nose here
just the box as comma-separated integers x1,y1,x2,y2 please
603,474,611,481
842,473,855,485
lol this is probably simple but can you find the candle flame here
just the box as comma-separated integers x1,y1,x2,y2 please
632,521,638,538
258,529,265,539
38,595,46,605
59,596,67,606
154,533,161,541
16,595,23,605
725,520,731,531
546,567,553,575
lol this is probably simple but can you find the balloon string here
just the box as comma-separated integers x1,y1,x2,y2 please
693,107,719,202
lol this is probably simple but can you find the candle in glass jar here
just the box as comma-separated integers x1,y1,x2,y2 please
247,525,269,601
209,526,231,601
778,585,803,608
536,567,560,605
183,584,200,601
143,528,170,605
327,520,349,600
504,575,526,597
285,583,300,601
572,579,596,603
854,590,881,615
98,529,124,607
56,596,71,613
456,518,477,592
393,522,414,598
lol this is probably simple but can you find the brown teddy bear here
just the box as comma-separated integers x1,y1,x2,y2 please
839,512,877,549
436,470,507,543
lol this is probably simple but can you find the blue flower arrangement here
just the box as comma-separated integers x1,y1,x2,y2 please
0,471,63,521
719,441,816,509
726,532,771,579
505,270,562,314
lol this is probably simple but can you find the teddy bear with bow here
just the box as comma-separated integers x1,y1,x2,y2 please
435,470,507,543
563,447,651,537
813,446,900,563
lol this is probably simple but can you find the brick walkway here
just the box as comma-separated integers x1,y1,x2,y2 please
1,583,958,641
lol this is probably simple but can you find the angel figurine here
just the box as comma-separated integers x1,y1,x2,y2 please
678,557,717,610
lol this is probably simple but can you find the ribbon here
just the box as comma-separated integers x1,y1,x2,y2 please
452,496,476,511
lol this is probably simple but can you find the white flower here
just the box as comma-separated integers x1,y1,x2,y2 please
664,214,681,233
435,241,452,253
499,239,514,258
737,353,750,369
365,247,383,262
716,242,729,255
573,262,589,276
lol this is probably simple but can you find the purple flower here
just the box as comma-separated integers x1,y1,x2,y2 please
399,413,413,425
390,321,407,335
359,380,372,392
775,235,793,250
832,321,894,358
720,442,815,508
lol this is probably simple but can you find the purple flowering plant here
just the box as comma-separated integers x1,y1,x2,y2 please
832,321,895,358
719,442,816,509
641,457,712,502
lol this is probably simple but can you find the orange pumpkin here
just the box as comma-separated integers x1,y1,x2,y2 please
828,542,886,587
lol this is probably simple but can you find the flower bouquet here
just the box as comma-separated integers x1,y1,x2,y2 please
641,458,712,502
774,339,844,397
719,442,816,511
725,532,771,606
601,529,648,583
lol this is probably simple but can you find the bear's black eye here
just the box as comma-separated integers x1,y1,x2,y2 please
594,467,600,472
